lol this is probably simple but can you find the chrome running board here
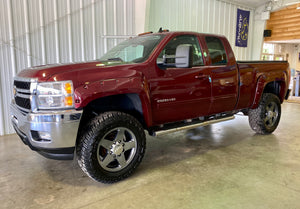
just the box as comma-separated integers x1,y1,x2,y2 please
152,115,235,137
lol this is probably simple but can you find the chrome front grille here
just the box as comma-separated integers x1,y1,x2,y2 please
13,77,37,113
15,96,31,110
14,80,31,90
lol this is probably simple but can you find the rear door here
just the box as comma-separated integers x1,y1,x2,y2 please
204,36,239,114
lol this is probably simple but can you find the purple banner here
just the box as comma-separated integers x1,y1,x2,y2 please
235,9,250,47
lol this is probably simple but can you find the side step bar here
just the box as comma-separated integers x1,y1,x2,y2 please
152,116,235,137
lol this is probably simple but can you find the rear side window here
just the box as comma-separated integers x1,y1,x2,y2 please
205,36,227,65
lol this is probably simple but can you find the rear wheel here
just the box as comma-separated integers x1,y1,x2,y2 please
248,93,281,134
77,111,146,183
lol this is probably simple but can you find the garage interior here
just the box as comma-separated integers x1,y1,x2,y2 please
1,0,300,208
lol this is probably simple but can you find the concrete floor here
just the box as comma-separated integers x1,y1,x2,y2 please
1,102,300,209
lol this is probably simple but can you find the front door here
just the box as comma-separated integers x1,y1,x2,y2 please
150,35,212,124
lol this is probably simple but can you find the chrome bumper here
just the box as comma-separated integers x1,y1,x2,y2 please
10,101,82,160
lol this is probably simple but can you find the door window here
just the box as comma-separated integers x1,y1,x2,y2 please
157,35,204,68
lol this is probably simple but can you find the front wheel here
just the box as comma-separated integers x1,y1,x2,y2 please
248,93,281,134
76,111,146,183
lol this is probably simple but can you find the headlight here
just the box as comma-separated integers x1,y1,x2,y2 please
36,80,74,109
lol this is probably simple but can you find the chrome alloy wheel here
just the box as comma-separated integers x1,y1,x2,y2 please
264,101,279,129
97,127,137,172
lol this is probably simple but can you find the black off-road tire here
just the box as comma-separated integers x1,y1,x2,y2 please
76,111,146,183
248,93,281,134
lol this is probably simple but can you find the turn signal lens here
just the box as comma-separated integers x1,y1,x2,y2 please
65,96,73,106
64,82,72,94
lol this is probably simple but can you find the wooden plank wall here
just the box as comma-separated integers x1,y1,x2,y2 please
265,4,300,42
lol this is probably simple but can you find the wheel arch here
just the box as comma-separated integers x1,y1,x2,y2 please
251,75,287,109
78,93,149,131
263,80,286,102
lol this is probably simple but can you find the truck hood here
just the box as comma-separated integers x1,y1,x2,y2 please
17,61,145,84
17,61,120,81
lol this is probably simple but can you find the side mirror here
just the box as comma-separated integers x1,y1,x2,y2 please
175,44,193,68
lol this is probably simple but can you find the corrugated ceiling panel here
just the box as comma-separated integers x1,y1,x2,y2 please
0,0,136,135
146,0,254,61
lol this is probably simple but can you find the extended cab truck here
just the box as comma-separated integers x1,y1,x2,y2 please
11,31,290,183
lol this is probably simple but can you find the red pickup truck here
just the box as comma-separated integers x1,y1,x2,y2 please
11,30,290,183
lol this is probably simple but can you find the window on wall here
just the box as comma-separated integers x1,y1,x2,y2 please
262,43,274,60
261,43,284,61
205,36,227,65
157,35,204,68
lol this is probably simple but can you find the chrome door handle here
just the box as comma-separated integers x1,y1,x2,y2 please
195,75,208,79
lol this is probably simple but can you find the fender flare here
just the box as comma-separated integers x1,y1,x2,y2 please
251,71,288,109
251,75,266,109
74,75,153,127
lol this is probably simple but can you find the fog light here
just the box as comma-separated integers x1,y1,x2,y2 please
38,131,51,141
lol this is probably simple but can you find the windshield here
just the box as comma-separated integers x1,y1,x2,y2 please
100,34,165,65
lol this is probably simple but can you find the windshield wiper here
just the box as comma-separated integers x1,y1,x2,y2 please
107,57,123,62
